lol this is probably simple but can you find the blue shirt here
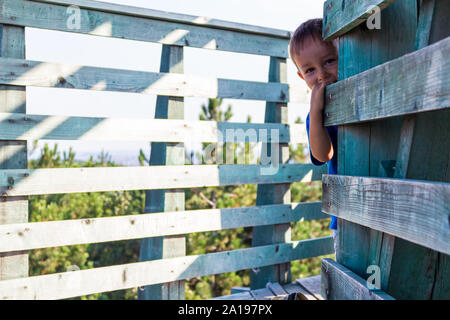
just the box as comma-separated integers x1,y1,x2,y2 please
306,113,338,230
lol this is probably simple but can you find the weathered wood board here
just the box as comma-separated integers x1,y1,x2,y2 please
325,0,450,299
322,175,450,255
0,0,289,57
0,112,307,144
0,163,327,196
321,258,394,300
0,237,333,300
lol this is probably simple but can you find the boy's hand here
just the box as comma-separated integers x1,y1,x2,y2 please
308,79,336,163
310,80,333,117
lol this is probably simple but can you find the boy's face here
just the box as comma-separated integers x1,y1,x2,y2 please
293,37,338,90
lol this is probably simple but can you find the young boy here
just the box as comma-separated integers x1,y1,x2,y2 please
289,18,339,251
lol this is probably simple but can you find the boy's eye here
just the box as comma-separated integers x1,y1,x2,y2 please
325,59,336,65
305,68,314,74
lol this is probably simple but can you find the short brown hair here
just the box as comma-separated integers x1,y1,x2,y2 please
289,18,334,67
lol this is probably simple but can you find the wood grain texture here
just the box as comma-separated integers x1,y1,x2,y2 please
138,44,186,300
322,175,450,255
0,163,327,197
334,0,419,289
0,24,28,281
0,237,333,300
0,202,326,254
323,0,396,40
251,57,291,289
324,36,450,126
30,0,291,38
0,112,307,144
0,57,302,102
296,275,324,300
0,0,289,57
385,0,450,300
321,258,395,300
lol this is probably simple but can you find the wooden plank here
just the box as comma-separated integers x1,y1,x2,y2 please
230,286,250,294
139,44,185,300
0,24,28,281
296,275,324,300
0,164,327,197
322,175,450,255
31,0,291,39
386,0,450,300
324,35,450,126
0,112,307,144
321,258,395,300
0,202,328,253
251,57,291,289
334,0,418,282
266,282,287,296
250,287,274,300
376,0,437,293
0,0,289,57
323,0,396,40
0,57,299,103
282,282,315,300
0,237,334,300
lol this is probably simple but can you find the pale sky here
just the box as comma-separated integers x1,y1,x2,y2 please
26,0,325,164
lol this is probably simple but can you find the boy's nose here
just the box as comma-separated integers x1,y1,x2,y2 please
317,69,326,82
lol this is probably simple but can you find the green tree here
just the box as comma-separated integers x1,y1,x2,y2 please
27,110,331,300
28,143,145,300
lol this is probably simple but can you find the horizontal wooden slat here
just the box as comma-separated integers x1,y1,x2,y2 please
0,112,307,144
296,275,324,300
322,174,450,255
321,258,395,300
322,0,396,40
0,202,328,253
0,164,327,196
32,0,291,38
324,36,450,126
0,57,309,103
0,237,334,299
0,0,289,57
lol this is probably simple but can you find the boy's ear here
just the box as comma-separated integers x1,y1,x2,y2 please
297,71,304,80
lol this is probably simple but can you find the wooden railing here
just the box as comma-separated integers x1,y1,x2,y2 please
0,0,333,299
320,0,449,300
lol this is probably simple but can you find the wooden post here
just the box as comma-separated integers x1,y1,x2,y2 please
0,24,28,280
334,0,450,299
251,57,291,289
138,44,185,300
336,0,418,281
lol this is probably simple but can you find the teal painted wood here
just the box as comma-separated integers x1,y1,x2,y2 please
335,23,373,277
426,0,450,300
323,0,396,40
32,0,290,38
0,24,28,281
0,237,334,300
0,57,292,103
0,0,289,57
0,202,327,253
139,45,185,300
0,112,305,144
386,0,450,300
321,258,395,300
251,57,292,289
383,0,434,292
333,0,450,299
334,0,418,283
0,164,326,197
322,175,450,255
324,36,450,126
